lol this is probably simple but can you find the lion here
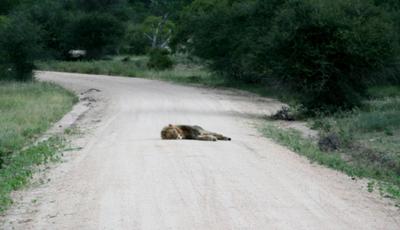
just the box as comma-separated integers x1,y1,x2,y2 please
161,124,231,141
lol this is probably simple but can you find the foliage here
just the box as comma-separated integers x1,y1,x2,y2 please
0,16,7,25
0,0,35,15
122,23,149,54
0,14,42,81
147,49,174,70
180,0,399,113
178,0,283,81
23,1,72,59
72,0,126,11
136,0,194,18
67,12,125,59
269,0,397,112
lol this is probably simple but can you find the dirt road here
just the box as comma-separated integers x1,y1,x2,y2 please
1,71,399,229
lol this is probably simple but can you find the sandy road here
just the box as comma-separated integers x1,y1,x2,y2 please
1,71,399,229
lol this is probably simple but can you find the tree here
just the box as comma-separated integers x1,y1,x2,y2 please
24,0,71,59
67,13,125,58
0,0,35,15
0,14,42,81
131,0,194,18
141,15,175,49
72,0,127,11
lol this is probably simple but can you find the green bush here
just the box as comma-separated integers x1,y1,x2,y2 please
147,49,174,70
0,14,42,81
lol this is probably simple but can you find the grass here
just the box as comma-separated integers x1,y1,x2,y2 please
311,86,400,168
263,85,400,200
261,124,400,200
0,81,77,212
0,81,77,158
0,137,64,212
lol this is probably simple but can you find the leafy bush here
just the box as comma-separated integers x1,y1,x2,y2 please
0,14,42,81
147,49,174,70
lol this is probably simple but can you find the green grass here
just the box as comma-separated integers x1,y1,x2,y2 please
0,81,77,212
0,81,77,157
261,124,400,200
0,137,64,212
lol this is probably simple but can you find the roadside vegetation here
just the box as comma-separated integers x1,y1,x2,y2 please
0,82,77,211
263,85,400,200
0,137,64,212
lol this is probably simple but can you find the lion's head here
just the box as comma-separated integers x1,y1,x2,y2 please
161,124,183,140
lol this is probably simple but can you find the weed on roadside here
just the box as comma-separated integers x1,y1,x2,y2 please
261,124,400,201
0,137,65,212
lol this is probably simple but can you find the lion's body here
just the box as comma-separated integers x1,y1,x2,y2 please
161,124,231,141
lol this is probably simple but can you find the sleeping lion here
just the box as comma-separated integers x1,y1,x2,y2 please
161,124,231,141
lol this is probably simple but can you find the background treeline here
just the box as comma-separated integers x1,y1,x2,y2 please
1,0,400,113
0,0,191,79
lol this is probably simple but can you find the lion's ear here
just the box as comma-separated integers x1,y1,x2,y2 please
168,124,173,127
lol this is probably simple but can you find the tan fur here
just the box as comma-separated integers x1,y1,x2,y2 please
161,124,231,141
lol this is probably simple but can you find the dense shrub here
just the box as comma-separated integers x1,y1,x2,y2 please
147,48,174,70
67,13,125,59
268,0,397,112
181,0,399,113
178,0,286,82
23,1,72,59
0,15,42,81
